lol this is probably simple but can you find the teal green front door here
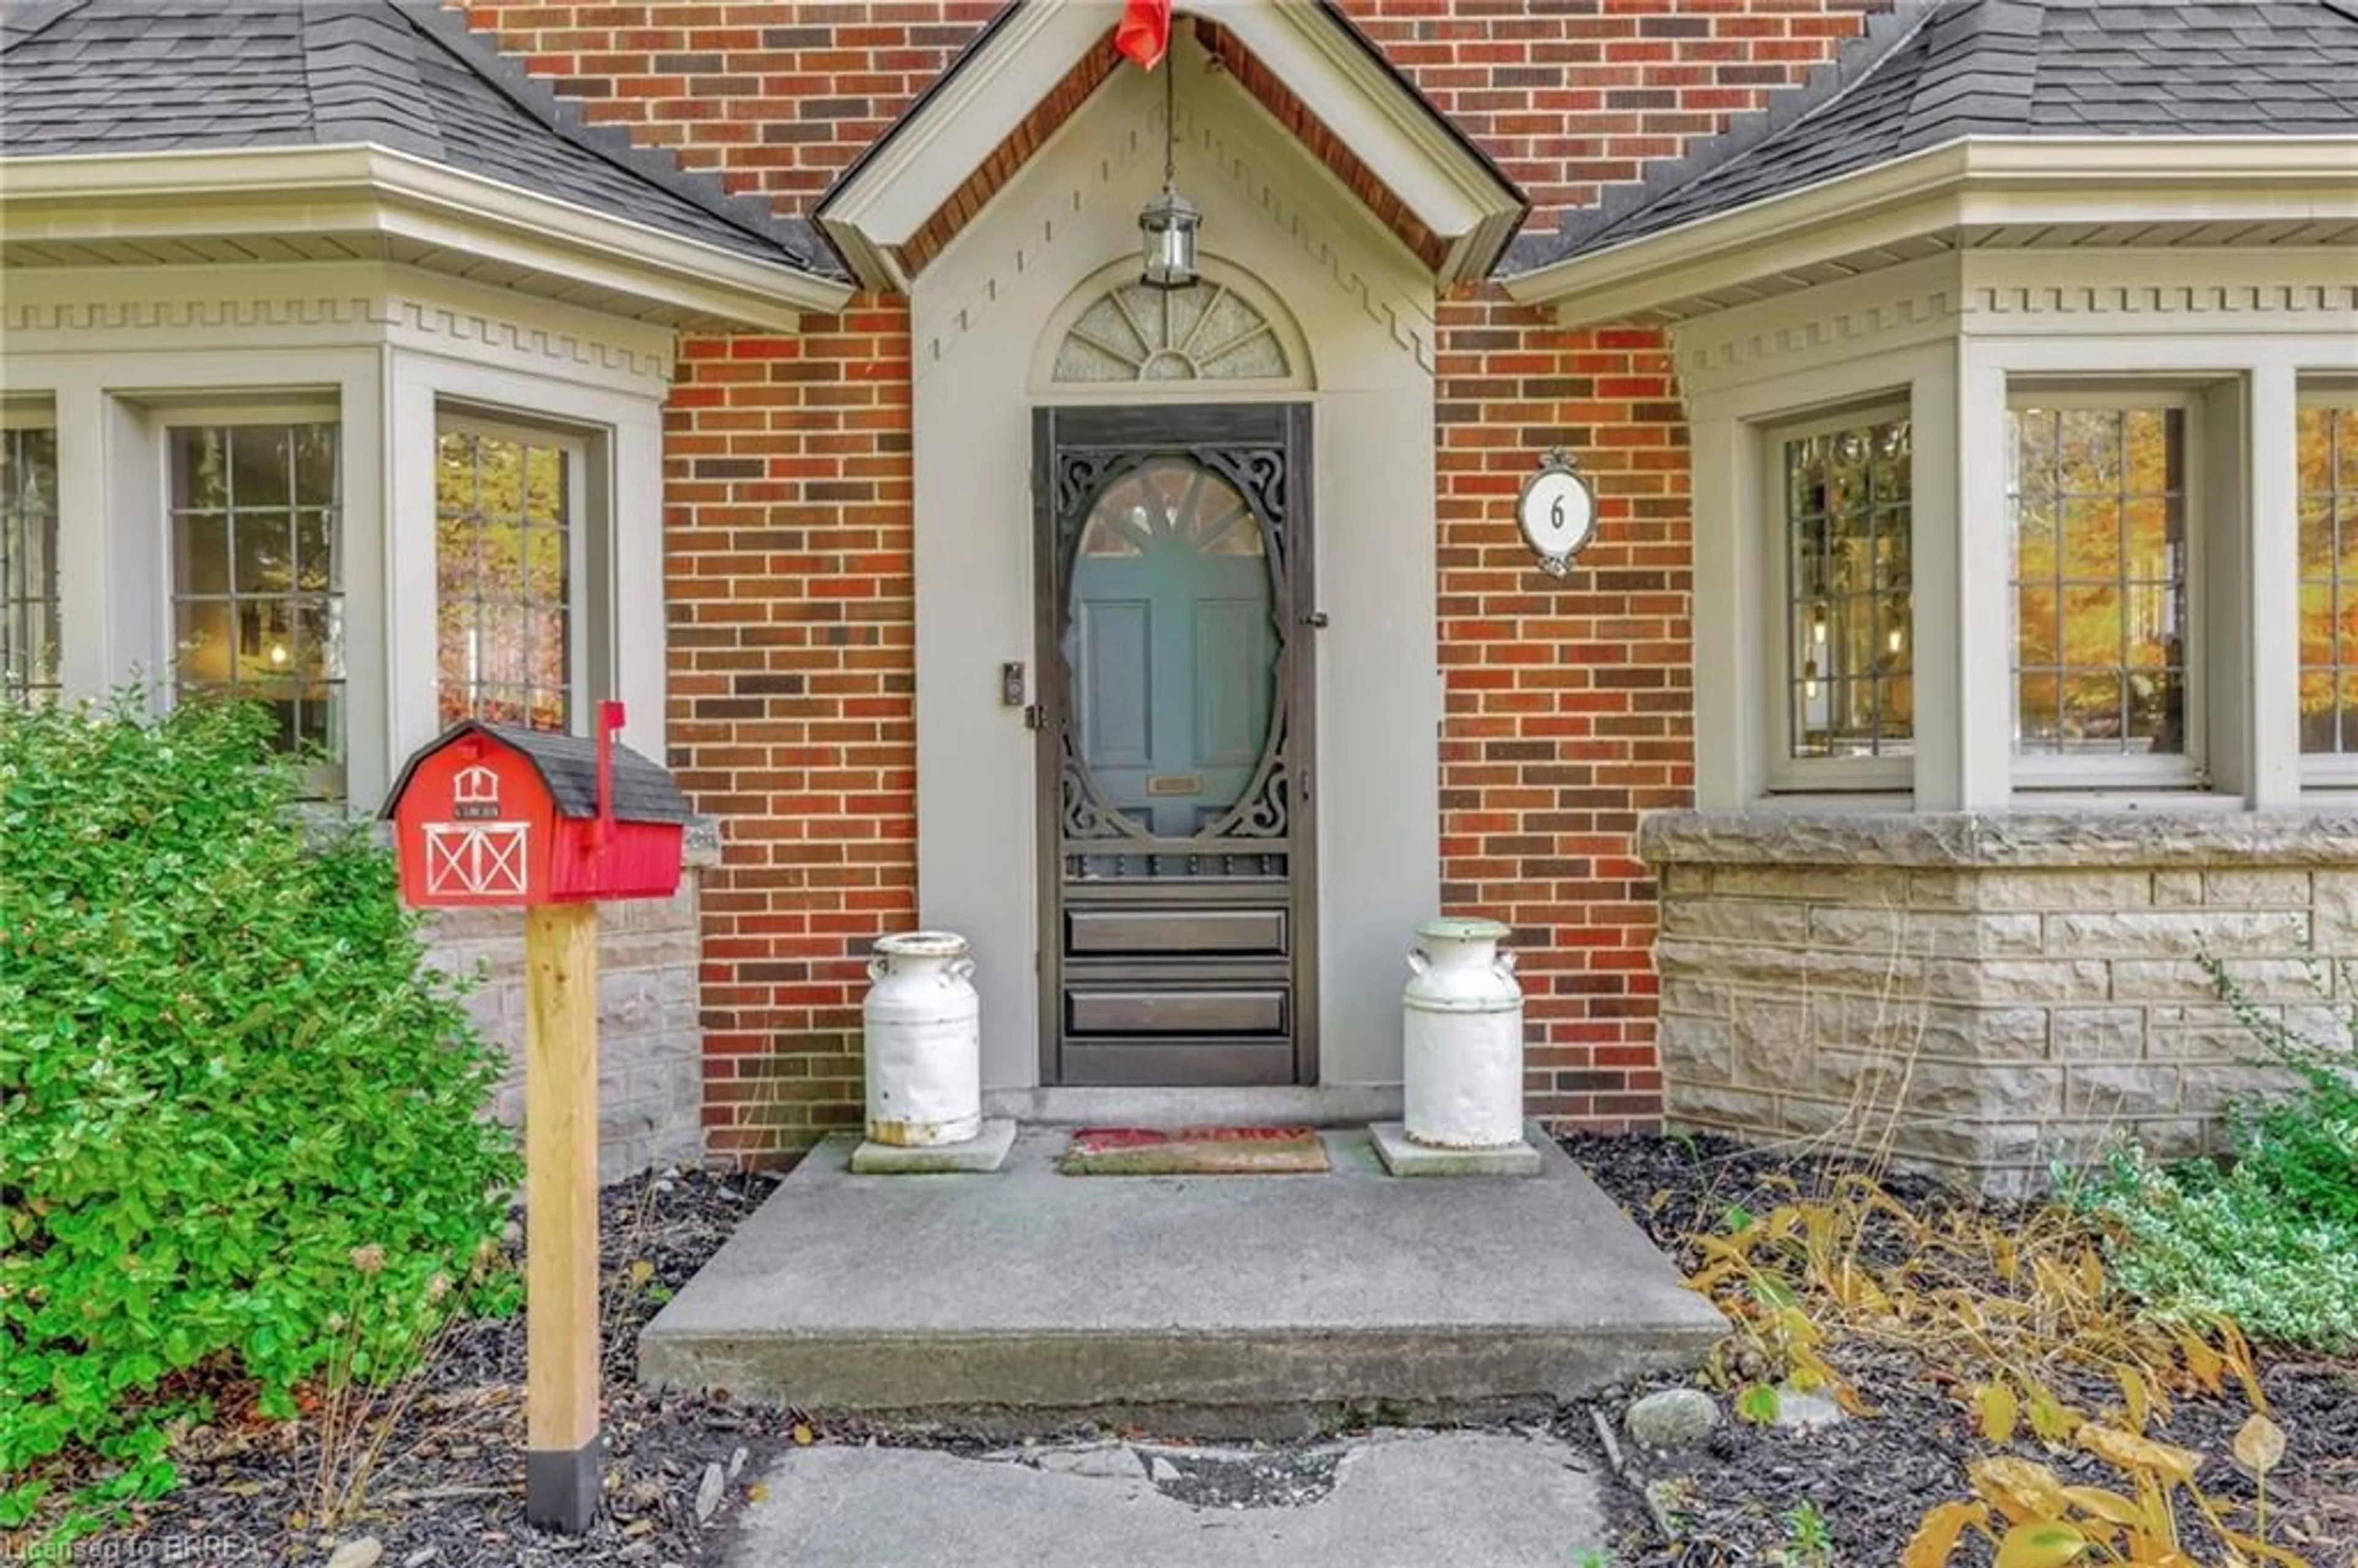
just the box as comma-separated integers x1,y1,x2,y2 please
1034,405,1315,1087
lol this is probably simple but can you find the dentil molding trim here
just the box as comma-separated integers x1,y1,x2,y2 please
3,290,674,386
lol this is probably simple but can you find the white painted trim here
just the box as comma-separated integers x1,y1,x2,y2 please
2,266,675,804
0,146,849,330
1683,333,1951,811
814,0,1522,291
1204,0,1522,284
814,0,1109,286
909,60,1439,1090
1027,253,1315,394
1506,137,2358,325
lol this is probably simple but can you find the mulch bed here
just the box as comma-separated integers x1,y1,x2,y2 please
1563,1131,2358,1567
66,1169,801,1567
39,1133,2358,1567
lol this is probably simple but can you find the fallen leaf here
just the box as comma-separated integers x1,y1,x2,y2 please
2232,1411,2286,1477
2075,1422,2199,1486
1993,1521,2091,1568
791,1422,814,1446
1977,1381,2021,1445
1902,1499,1987,1568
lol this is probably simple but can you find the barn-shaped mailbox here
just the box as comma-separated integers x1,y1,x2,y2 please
381,702,692,907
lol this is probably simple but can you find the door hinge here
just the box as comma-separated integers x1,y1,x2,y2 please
1301,767,1313,803
1022,704,1045,731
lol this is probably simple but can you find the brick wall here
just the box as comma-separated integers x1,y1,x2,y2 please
454,1,1885,1160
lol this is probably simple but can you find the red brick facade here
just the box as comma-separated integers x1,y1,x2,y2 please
456,0,1885,1162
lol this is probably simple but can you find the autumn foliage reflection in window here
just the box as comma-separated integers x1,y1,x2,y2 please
2298,402,2358,756
435,422,573,732
2009,404,2189,759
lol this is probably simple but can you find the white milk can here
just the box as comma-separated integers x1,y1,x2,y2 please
1402,917,1525,1149
862,931,981,1147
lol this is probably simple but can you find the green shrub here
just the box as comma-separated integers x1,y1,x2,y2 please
0,694,519,1516
2076,959,2358,1352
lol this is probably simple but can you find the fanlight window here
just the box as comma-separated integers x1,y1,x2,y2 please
1054,281,1290,384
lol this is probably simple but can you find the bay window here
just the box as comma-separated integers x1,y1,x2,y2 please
166,416,346,791
2298,397,2358,761
1775,407,1913,783
1,411,58,702
434,414,583,732
2007,395,2197,785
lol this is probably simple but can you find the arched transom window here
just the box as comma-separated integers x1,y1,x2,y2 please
1053,281,1292,384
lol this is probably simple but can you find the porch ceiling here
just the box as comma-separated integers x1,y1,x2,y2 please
812,0,1527,293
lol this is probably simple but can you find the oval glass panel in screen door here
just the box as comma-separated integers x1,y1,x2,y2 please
1064,457,1278,839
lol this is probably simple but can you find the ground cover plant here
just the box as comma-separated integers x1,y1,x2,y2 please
0,694,519,1539
2073,961,2358,1355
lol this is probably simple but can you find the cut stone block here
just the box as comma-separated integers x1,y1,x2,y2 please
848,1117,1016,1174
1370,1122,1542,1178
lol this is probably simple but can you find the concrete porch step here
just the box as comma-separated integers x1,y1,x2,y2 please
637,1126,1724,1434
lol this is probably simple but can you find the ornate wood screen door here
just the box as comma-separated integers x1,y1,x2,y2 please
1033,404,1316,1086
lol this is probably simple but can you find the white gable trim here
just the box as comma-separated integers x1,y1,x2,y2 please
813,0,1523,292
0,144,852,331
1504,136,2358,327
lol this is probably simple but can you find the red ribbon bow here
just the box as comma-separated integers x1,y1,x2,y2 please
1115,0,1172,69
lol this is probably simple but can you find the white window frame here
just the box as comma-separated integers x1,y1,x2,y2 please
1758,398,1917,794
430,403,602,735
2004,382,2209,794
1,398,61,701
2297,379,2358,790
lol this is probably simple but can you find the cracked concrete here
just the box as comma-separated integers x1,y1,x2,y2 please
727,1430,1611,1567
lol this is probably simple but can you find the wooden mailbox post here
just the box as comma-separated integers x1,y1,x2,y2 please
383,701,691,1534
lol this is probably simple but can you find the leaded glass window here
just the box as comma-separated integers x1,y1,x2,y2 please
436,422,575,731
2009,403,2189,759
1054,281,1290,383
1,423,58,701
168,422,345,780
2298,402,2358,755
1784,416,1913,759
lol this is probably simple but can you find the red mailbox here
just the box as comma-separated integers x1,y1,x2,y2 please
381,701,690,907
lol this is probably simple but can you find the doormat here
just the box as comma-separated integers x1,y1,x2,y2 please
1057,1125,1330,1176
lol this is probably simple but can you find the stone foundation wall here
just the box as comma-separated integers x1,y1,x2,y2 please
1640,812,2356,1193
421,866,707,1184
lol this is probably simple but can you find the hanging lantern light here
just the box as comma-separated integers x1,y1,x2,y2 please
1139,186,1200,290
1137,46,1200,290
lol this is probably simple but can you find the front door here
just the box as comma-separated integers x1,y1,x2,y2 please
1033,403,1315,1086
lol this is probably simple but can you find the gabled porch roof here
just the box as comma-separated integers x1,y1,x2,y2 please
812,0,1529,293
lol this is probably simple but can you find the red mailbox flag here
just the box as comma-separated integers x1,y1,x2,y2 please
1115,0,1172,69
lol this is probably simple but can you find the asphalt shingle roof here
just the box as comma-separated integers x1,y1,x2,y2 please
381,721,694,825
0,0,839,277
1511,0,2358,271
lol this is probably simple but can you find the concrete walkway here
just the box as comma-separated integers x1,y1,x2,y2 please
728,1430,1612,1568
642,1125,1721,1428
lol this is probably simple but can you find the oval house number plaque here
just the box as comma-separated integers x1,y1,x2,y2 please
1516,448,1596,577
